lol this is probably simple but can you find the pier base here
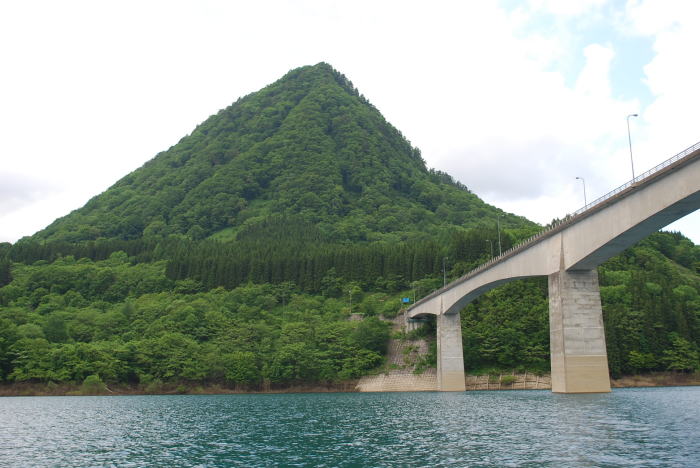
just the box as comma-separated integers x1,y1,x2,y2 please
437,312,466,391
549,269,611,393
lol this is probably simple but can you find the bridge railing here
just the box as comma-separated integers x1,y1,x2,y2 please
571,140,700,218
410,140,700,311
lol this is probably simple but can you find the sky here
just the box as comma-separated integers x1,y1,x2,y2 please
1,0,699,243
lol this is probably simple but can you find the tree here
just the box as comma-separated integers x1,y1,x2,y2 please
44,315,69,343
223,351,259,386
662,334,700,372
352,317,390,355
81,374,107,395
627,350,657,373
0,259,12,287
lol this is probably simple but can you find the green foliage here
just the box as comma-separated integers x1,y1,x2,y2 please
457,231,700,376
461,278,550,373
500,375,517,385
662,333,699,371
351,317,390,355
414,340,437,374
1,230,697,385
81,374,106,395
627,350,657,373
223,351,259,386
600,232,700,376
30,63,529,244
0,258,394,387
0,259,12,287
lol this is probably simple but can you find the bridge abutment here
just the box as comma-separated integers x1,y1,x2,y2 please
437,312,467,391
548,269,611,393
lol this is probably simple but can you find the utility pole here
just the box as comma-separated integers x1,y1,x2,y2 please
442,257,448,288
576,176,587,206
497,215,502,256
627,113,638,180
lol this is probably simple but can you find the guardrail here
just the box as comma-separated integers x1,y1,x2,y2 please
572,140,700,218
410,140,700,310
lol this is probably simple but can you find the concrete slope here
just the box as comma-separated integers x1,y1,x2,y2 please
356,316,437,392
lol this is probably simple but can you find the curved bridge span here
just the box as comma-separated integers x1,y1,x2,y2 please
407,141,700,393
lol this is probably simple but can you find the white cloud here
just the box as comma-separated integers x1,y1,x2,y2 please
621,0,700,239
575,44,614,97
526,0,609,17
0,173,59,214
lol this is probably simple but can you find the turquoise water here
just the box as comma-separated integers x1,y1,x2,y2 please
1,387,699,467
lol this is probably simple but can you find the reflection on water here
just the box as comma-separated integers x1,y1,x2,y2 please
1,387,699,467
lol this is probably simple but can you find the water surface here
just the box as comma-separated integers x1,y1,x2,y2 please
1,387,698,467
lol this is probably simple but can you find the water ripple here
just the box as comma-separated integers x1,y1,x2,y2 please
0,387,699,467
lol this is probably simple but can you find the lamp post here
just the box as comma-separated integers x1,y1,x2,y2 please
627,113,638,180
442,256,448,288
486,239,493,258
575,176,587,206
497,215,502,256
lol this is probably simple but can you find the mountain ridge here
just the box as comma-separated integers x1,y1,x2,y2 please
33,63,532,244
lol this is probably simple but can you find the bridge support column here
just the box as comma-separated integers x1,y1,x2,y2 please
437,312,466,391
548,269,611,393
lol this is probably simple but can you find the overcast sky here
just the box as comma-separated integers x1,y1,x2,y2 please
1,0,699,243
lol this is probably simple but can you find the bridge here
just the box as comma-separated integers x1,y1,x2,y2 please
407,141,700,393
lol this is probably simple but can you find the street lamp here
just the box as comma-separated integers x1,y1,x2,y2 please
442,256,448,288
627,113,638,180
496,215,502,256
575,176,587,206
486,239,493,258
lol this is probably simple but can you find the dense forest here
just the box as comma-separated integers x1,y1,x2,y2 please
1,63,698,392
34,64,528,244
1,229,698,389
462,231,700,376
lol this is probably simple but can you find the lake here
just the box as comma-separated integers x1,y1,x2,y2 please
1,387,699,467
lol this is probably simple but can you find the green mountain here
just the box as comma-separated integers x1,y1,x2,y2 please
0,63,698,393
35,63,530,244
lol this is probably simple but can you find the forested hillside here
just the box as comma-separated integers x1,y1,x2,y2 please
33,63,528,244
461,231,700,376
1,63,698,393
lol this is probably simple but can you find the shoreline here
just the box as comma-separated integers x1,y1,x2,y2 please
0,380,361,397
1,372,699,397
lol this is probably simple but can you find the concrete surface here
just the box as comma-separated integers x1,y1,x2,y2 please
549,269,610,393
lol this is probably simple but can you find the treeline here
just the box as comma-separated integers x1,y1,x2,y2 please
168,224,530,293
1,230,698,388
0,251,391,388
3,238,157,266
166,225,522,293
600,232,700,375
165,239,444,293
4,225,525,295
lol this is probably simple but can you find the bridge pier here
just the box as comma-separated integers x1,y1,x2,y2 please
548,269,611,393
437,312,467,391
